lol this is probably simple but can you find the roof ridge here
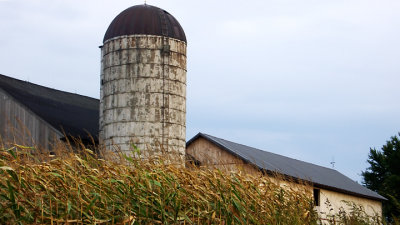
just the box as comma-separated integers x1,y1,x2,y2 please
0,73,100,141
200,132,338,172
193,132,385,201
0,74,99,101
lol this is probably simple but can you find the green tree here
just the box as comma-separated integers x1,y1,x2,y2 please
362,133,400,222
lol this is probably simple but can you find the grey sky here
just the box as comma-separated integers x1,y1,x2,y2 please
1,0,399,181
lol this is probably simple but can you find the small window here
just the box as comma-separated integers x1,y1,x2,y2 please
313,188,320,206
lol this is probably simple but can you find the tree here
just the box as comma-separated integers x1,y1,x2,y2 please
362,133,400,222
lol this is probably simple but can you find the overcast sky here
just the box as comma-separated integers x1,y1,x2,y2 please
1,0,399,182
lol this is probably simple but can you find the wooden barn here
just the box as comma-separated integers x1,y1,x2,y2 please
0,74,99,149
186,133,386,220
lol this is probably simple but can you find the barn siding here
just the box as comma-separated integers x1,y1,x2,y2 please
0,88,62,150
186,137,383,219
186,137,260,175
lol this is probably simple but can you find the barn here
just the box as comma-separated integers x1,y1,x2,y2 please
186,133,386,219
0,74,99,149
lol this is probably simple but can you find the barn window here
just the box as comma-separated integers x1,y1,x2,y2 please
313,188,320,206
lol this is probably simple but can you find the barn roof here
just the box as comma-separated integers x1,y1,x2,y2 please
0,74,99,142
187,133,386,201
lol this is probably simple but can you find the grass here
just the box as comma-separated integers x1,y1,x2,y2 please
0,140,388,225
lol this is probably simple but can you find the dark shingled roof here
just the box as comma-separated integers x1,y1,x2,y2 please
0,74,99,142
103,4,186,43
187,133,386,201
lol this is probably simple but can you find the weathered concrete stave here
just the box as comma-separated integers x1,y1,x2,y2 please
103,35,187,55
101,78,186,97
102,122,185,140
102,65,186,83
100,34,186,157
102,92,186,111
103,50,186,67
110,138,185,148
101,107,186,125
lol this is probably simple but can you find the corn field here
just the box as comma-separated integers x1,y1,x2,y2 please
0,141,385,225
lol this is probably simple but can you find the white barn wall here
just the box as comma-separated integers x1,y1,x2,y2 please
317,188,382,221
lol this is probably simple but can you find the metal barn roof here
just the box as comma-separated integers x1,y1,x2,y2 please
103,4,186,43
0,74,99,142
187,133,386,201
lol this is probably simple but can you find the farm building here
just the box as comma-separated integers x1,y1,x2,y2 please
0,3,385,221
0,73,385,219
99,4,187,160
0,74,99,149
186,133,386,219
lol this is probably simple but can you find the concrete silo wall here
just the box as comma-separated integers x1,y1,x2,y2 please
99,35,186,159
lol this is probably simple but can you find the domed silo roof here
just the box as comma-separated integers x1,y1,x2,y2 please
103,4,186,43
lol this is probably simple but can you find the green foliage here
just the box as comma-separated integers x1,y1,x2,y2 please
0,141,386,225
362,133,400,222
336,201,382,225
0,143,319,224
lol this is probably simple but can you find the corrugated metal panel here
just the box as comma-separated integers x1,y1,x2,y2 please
103,4,186,43
187,133,386,201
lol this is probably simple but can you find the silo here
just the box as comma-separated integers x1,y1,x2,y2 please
99,4,186,161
